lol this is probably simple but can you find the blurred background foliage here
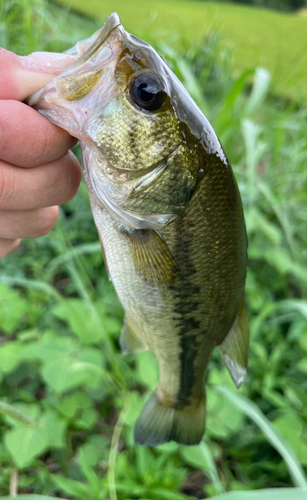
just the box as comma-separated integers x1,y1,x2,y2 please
214,0,306,12
55,0,307,104
0,0,307,499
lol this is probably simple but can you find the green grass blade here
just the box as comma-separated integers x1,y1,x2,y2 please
214,386,307,488
0,276,61,300
48,242,101,270
0,497,68,500
209,487,307,500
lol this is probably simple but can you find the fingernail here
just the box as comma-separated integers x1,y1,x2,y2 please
20,52,77,75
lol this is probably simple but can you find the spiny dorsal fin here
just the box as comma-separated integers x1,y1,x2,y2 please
120,316,148,354
123,229,177,287
218,302,249,388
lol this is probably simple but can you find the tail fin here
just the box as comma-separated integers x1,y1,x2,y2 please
134,391,206,446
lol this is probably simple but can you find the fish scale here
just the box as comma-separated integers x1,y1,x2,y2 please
28,12,249,446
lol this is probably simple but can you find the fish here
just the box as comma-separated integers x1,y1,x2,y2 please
28,12,249,447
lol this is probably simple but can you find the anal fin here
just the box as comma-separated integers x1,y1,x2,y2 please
218,302,249,388
120,316,148,354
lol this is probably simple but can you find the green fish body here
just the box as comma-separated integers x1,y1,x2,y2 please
28,13,249,446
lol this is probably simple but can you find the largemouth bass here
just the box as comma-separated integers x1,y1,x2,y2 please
28,13,249,446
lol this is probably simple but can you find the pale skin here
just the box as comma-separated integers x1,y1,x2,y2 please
0,48,81,259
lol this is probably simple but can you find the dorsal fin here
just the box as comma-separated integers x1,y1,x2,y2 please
218,302,249,388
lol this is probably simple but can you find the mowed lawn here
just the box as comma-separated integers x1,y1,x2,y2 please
55,0,307,103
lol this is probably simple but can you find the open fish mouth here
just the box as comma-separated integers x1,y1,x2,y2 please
63,12,121,61
27,13,124,140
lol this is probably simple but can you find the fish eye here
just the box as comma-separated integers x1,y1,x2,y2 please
130,73,166,112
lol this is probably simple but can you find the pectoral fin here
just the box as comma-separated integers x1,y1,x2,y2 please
124,229,177,287
120,316,148,354
218,302,249,388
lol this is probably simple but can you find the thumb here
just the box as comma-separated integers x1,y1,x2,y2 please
0,48,76,101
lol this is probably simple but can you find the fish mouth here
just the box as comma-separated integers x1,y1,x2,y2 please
64,12,121,62
27,12,124,140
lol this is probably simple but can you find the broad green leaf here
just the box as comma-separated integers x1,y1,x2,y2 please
40,409,67,448
75,408,98,429
156,441,179,454
5,423,49,468
36,338,105,393
78,435,109,466
52,299,106,344
21,332,77,363
297,359,307,374
58,391,92,418
0,342,23,373
41,355,104,393
0,284,28,333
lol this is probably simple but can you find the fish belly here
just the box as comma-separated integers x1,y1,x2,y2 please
91,202,185,400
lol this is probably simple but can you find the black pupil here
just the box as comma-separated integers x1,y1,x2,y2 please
138,83,155,103
130,74,165,111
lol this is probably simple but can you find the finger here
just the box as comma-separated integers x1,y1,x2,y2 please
0,48,76,101
0,100,77,167
0,151,82,210
0,238,21,259
0,206,59,239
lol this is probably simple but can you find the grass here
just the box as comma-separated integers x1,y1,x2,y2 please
54,0,307,103
0,0,307,499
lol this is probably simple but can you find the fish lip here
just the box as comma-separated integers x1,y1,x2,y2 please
27,12,123,109
64,12,122,68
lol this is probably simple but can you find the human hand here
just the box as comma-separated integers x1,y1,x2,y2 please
0,48,82,259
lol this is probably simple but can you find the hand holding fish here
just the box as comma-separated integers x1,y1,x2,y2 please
0,48,81,259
